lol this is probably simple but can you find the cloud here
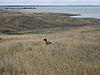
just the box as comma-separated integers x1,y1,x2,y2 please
0,0,100,5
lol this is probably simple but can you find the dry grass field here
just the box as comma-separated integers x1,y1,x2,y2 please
0,25,100,75
0,12,100,75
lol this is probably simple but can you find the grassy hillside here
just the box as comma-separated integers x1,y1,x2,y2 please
0,12,100,75
0,12,100,34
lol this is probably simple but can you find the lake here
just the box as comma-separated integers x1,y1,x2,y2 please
0,5,100,18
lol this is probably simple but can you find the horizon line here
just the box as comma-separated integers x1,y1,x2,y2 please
0,4,100,5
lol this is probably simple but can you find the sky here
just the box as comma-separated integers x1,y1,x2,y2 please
0,0,100,5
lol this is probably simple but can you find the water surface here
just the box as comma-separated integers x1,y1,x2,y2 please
0,5,100,18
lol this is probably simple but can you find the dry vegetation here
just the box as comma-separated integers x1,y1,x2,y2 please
0,12,100,75
0,12,100,34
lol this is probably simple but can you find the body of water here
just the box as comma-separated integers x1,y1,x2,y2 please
0,5,100,18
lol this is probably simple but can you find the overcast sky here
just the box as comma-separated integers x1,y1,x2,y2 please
0,0,100,5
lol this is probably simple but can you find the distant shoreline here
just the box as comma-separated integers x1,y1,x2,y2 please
0,7,36,10
0,11,80,17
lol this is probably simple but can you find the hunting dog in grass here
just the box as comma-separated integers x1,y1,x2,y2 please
43,39,53,45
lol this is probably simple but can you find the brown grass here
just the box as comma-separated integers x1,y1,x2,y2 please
0,25,100,75
0,12,100,35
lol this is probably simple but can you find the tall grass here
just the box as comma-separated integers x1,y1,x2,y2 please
0,25,100,75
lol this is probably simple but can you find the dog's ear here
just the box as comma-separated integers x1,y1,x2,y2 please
43,39,47,41
0,38,2,43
